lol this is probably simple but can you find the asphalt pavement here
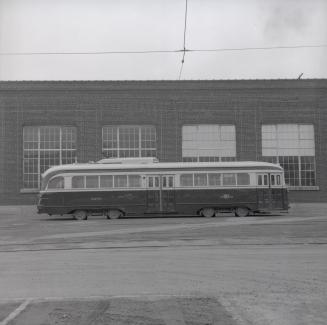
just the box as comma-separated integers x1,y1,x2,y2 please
0,203,326,325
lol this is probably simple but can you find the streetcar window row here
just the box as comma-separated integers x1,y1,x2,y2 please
257,174,281,186
180,172,250,187
72,174,142,189
47,172,283,190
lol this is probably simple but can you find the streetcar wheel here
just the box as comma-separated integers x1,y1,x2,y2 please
200,208,215,218
107,210,122,220
235,207,249,218
73,210,88,221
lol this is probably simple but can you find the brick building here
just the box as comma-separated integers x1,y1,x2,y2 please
0,79,326,205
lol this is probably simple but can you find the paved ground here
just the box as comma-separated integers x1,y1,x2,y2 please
0,203,326,324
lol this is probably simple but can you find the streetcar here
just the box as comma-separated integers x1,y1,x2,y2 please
37,158,288,220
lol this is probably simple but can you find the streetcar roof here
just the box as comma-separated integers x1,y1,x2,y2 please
42,161,283,179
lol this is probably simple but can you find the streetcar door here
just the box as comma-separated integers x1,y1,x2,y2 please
161,175,175,212
256,173,272,209
146,175,175,213
146,175,161,212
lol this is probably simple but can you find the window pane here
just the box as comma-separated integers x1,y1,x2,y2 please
62,150,76,164
271,174,275,186
23,126,76,189
180,174,193,186
194,173,207,186
262,124,316,187
182,124,236,161
223,173,236,186
199,156,220,162
40,126,60,150
102,127,118,149
279,156,299,186
102,126,156,158
72,176,84,188
264,175,268,185
62,127,76,150
129,175,142,187
86,175,99,188
300,156,316,186
208,173,221,186
237,173,250,185
182,157,198,162
221,157,236,162
114,175,127,188
277,175,281,185
39,150,61,174
100,175,113,188
257,175,262,186
48,176,64,189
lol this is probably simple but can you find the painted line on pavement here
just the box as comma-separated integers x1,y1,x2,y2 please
0,294,209,304
0,299,31,325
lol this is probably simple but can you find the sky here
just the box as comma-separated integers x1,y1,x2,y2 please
0,0,326,80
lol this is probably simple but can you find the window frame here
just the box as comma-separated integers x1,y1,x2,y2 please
182,124,236,162
261,124,317,188
102,125,157,158
23,126,77,191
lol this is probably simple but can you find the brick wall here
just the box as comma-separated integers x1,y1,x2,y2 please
0,79,326,204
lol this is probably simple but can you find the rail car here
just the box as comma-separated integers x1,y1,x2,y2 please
37,158,289,220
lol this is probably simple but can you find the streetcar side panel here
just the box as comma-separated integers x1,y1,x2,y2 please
175,188,258,214
37,161,288,216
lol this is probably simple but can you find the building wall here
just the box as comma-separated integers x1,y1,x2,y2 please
0,80,326,205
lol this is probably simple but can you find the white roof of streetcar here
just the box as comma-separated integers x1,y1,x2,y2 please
42,158,283,179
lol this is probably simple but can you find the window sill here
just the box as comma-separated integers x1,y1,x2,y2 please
288,186,319,191
20,189,39,194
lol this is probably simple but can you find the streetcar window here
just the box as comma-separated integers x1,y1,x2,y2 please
223,173,236,186
47,176,64,189
258,175,262,185
208,173,221,186
168,176,174,187
277,175,281,185
194,173,207,186
257,174,268,186
100,175,113,188
72,176,85,188
128,175,142,187
86,175,99,188
180,174,193,186
264,175,268,185
237,173,250,185
114,175,127,188
148,176,159,188
271,174,275,186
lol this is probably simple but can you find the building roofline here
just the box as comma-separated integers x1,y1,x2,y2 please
1,79,327,92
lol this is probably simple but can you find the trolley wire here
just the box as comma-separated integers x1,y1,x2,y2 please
179,0,188,80
1,44,326,56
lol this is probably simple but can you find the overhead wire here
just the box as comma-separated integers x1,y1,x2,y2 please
0,49,181,56
0,44,326,56
190,44,327,52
